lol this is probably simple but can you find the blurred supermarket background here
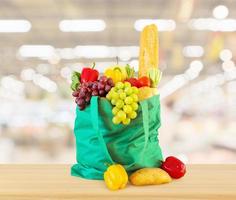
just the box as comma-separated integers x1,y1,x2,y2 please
0,0,236,164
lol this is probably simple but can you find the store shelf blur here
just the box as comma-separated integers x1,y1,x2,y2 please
0,0,235,163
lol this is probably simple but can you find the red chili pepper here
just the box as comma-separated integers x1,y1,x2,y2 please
80,62,99,83
126,78,142,88
161,156,186,179
138,76,151,87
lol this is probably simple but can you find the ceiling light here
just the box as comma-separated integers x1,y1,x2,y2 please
18,45,55,58
134,19,176,31
118,46,139,58
183,46,204,57
59,20,106,32
73,46,139,59
189,18,236,32
213,5,229,19
0,20,31,33
118,46,139,61
74,45,112,58
57,48,75,59
220,49,233,61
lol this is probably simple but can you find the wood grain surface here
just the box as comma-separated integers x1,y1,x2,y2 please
0,164,235,200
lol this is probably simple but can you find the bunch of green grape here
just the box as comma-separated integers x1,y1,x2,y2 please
106,81,139,125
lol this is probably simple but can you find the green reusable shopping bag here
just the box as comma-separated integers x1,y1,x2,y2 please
71,94,163,180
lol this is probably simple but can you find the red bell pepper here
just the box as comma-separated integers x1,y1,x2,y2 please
80,62,99,83
161,156,186,179
126,78,142,88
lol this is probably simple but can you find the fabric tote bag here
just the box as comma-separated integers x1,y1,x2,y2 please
71,95,163,180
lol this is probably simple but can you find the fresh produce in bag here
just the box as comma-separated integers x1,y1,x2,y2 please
71,24,186,190
71,63,114,110
106,81,139,125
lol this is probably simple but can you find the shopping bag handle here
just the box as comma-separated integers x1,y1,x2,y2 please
140,100,150,150
90,96,114,164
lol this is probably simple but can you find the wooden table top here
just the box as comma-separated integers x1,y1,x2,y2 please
0,164,235,200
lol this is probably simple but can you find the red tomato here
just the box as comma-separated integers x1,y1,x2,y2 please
161,156,186,179
138,76,151,87
126,78,142,88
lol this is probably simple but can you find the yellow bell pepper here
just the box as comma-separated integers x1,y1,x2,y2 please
104,164,128,191
104,66,127,84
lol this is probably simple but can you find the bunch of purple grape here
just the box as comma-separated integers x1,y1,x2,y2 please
72,76,114,110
